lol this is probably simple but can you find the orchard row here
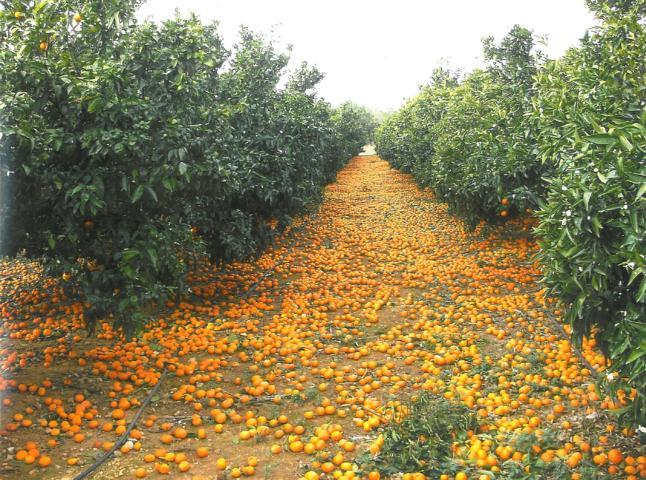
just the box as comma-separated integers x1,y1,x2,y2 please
375,0,645,426
0,0,376,333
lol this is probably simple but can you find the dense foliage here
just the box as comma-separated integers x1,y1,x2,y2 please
0,0,374,332
533,2,645,426
376,26,546,226
358,395,478,477
376,3,645,426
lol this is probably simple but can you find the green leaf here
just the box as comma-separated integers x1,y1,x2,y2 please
637,277,646,303
583,191,592,210
586,134,617,145
131,185,144,203
146,247,158,270
88,98,102,113
560,245,579,258
34,0,53,14
630,209,638,232
122,249,140,261
597,171,608,183
636,182,646,201
162,177,174,191
627,267,643,286
590,216,602,236
618,135,633,151
626,348,645,364
146,186,158,203
121,265,136,279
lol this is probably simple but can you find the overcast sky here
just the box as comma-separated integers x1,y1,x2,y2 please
137,0,596,112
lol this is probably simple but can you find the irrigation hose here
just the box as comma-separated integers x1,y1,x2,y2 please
72,368,166,480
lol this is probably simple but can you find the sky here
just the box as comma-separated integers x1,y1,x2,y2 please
137,0,597,112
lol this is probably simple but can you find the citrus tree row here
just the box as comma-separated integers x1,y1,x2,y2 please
375,0,645,427
0,0,377,334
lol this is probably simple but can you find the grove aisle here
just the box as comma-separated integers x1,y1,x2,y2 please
0,156,642,479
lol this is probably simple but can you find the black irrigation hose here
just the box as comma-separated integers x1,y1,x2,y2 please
73,368,166,480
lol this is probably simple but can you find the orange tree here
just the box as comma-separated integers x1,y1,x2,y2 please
330,102,378,159
376,26,547,226
0,1,373,333
376,2,645,426
375,67,459,176
533,0,645,426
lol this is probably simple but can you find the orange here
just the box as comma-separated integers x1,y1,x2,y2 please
196,447,209,458
289,440,304,453
173,427,188,439
155,463,170,475
112,408,125,420
608,449,624,465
